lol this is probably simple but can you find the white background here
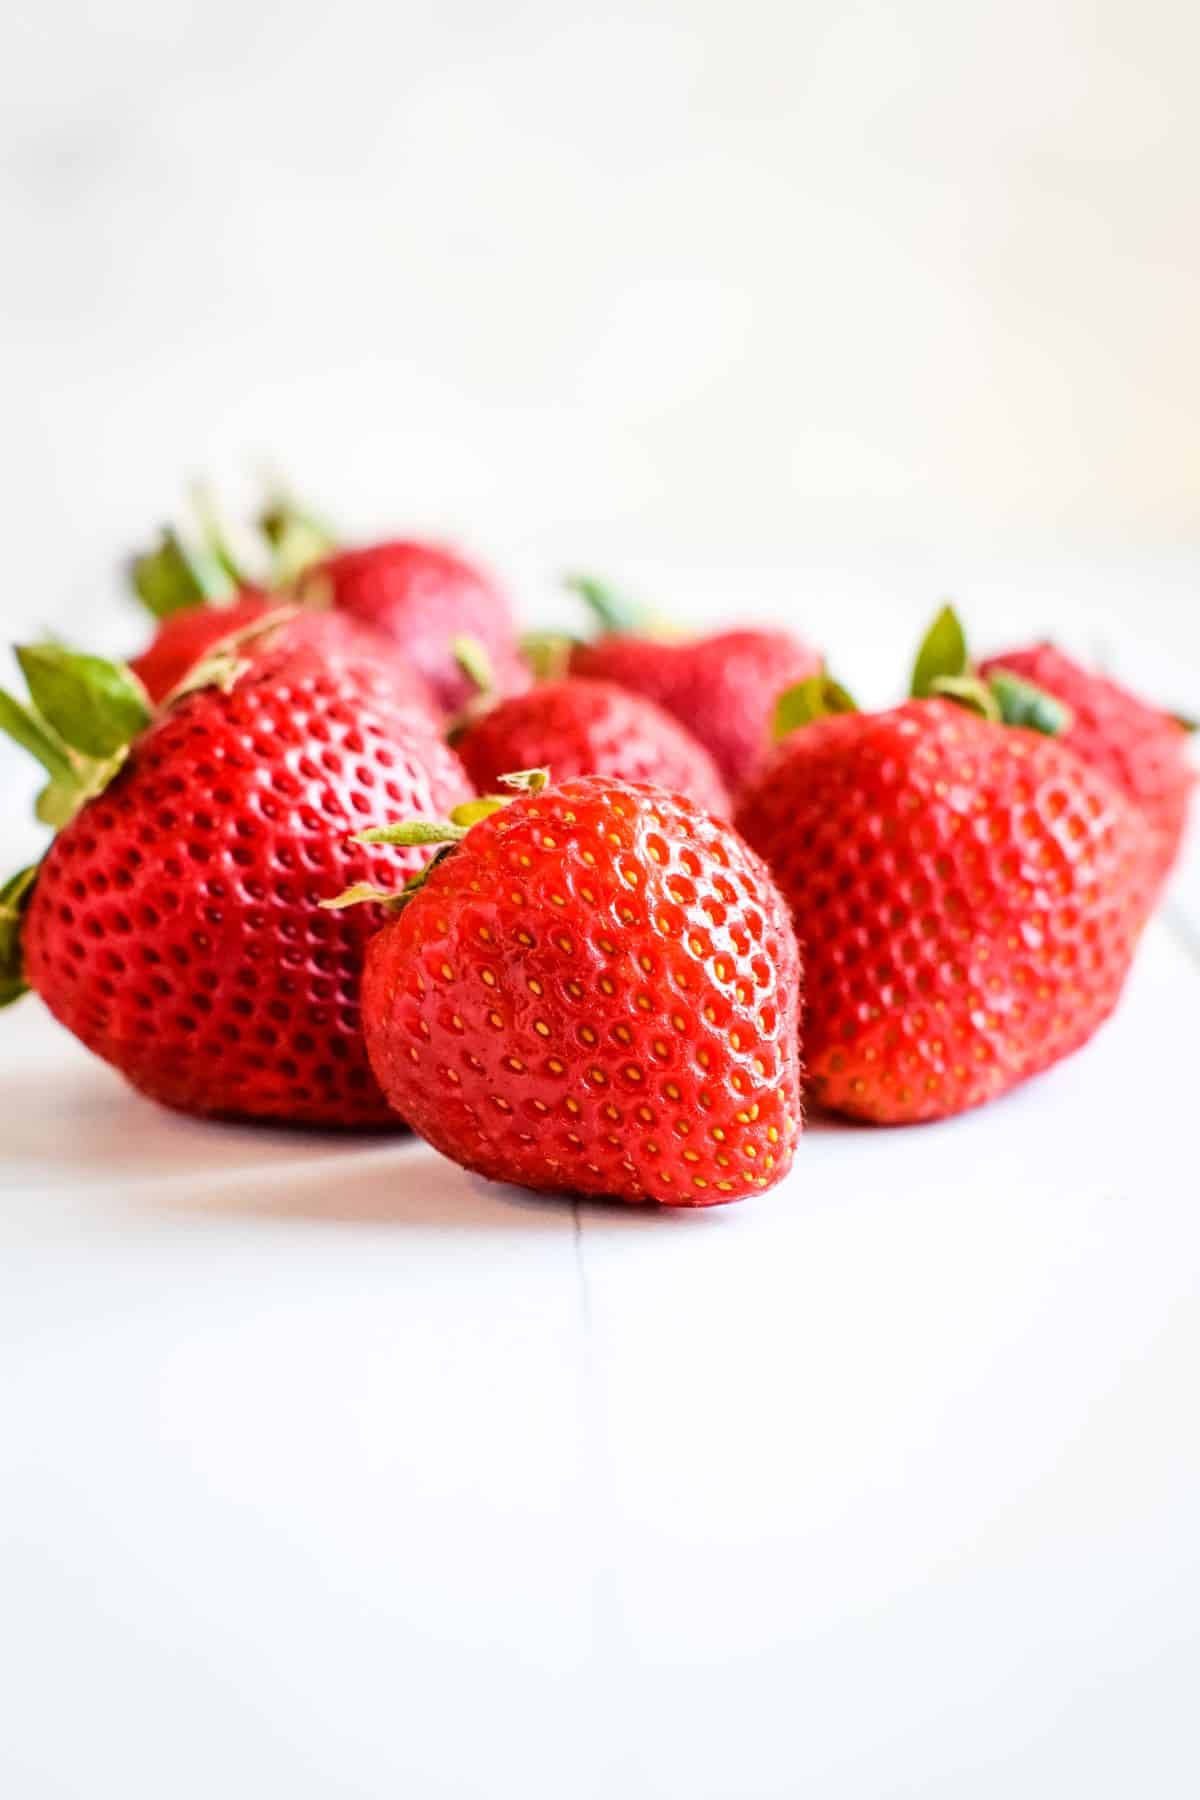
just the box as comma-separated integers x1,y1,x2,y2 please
2,5,1199,1796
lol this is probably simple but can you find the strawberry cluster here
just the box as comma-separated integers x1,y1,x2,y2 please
0,496,1193,1206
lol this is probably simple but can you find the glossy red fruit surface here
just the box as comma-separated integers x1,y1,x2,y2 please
304,541,528,713
361,776,802,1204
455,679,731,815
128,594,439,720
568,628,821,791
978,642,1194,895
735,699,1151,1125
23,646,473,1125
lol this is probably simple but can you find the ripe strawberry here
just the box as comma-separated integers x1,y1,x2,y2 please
2,639,473,1125
563,576,822,790
296,539,529,714
453,677,731,815
129,594,439,720
977,642,1194,896
348,773,802,1204
735,690,1151,1124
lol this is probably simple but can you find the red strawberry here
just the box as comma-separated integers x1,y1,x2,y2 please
977,642,1194,896
348,773,802,1204
129,594,439,721
563,576,821,790
454,677,731,815
735,690,1151,1124
2,639,473,1125
298,540,529,714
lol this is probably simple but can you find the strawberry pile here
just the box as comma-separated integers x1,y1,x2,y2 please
0,495,1193,1205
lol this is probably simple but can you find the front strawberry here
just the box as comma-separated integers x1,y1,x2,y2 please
2,638,474,1126
735,647,1153,1124
340,773,802,1204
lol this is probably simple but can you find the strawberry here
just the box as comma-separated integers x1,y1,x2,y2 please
127,524,439,718
339,772,802,1204
129,594,439,720
562,575,822,790
977,642,1194,896
1,638,473,1125
263,496,530,714
453,676,731,815
735,659,1151,1124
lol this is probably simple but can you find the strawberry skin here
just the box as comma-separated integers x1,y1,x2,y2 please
568,628,821,791
129,594,439,720
978,643,1194,895
303,541,529,713
455,679,731,815
735,699,1150,1124
361,776,802,1203
22,645,473,1125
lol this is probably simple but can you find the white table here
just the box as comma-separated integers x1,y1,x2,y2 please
2,849,1198,1799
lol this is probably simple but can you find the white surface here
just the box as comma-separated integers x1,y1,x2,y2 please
2,908,1200,1799
4,1,1200,1791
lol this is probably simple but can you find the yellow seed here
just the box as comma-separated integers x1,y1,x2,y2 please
481,968,497,986
743,1144,758,1159
534,1020,551,1037
767,1126,778,1143
515,930,533,946
599,975,615,994
542,834,557,849
752,1058,766,1077
451,1013,464,1031
624,1065,643,1083
589,1067,607,1085
478,926,492,943
682,1148,700,1163
692,1176,708,1190
665,1083,681,1100
440,962,453,980
527,977,543,996
548,1057,565,1074
506,1056,525,1073
557,935,573,953
614,1023,632,1044
565,1097,580,1115
488,1011,504,1028
580,1026,597,1045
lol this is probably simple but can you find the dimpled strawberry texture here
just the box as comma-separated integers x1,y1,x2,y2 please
305,541,530,713
569,629,822,791
129,594,439,720
978,643,1194,895
361,777,802,1204
735,700,1151,1125
456,679,730,816
23,646,474,1126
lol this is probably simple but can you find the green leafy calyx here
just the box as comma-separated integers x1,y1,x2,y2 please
911,603,968,698
565,572,648,638
774,673,858,738
0,863,38,1008
128,527,236,620
321,773,553,913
